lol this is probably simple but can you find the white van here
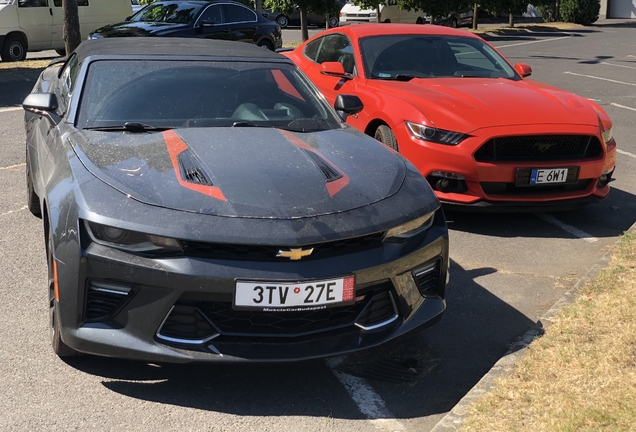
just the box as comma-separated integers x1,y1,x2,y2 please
339,0,429,25
0,0,132,62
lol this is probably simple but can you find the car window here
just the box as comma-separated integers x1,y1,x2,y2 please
313,34,356,75
304,38,321,62
131,2,203,23
199,4,224,24
18,0,48,7
360,34,517,80
224,4,256,23
57,54,80,116
53,0,88,5
76,60,342,132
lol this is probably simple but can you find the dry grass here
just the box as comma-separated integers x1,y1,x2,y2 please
0,59,52,70
462,231,636,432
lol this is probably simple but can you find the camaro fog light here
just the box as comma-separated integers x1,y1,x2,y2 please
384,211,435,240
85,221,182,253
405,121,468,145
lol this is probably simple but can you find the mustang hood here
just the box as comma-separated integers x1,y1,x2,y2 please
71,127,407,219
91,21,189,38
372,78,601,132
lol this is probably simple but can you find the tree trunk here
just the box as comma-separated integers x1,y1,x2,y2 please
325,13,330,29
471,2,478,30
300,7,309,41
63,0,82,55
509,13,514,27
377,5,381,23
255,0,262,14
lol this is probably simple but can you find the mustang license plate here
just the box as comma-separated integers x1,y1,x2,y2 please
530,168,568,185
235,276,355,311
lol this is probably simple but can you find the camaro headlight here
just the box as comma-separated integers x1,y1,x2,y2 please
384,211,435,240
85,221,182,253
405,121,468,145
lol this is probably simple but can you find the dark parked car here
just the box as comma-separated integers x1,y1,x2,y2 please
262,1,345,29
89,0,282,50
23,38,448,362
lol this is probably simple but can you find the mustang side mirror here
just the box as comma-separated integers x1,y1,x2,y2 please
334,94,363,121
321,62,353,80
23,93,61,126
515,62,532,78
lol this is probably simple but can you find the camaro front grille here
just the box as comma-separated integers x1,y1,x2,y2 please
181,232,385,262
474,135,603,162
156,281,399,343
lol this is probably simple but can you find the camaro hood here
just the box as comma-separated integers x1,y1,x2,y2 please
91,21,189,37
70,127,407,219
370,78,601,132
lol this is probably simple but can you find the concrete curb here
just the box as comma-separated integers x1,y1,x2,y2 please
429,224,635,432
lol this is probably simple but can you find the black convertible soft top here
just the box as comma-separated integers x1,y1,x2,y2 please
73,37,287,63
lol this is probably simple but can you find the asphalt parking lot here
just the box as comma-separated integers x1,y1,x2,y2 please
1,22,635,431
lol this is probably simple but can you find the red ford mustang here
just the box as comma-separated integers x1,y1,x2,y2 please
283,24,617,211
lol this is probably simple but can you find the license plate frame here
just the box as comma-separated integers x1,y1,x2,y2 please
234,275,356,311
515,166,579,186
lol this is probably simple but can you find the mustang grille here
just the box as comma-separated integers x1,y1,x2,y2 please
181,232,385,262
155,282,398,342
474,135,602,162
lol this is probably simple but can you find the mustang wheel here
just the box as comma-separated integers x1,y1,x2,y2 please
47,224,77,357
276,15,289,28
374,125,399,152
26,154,41,218
1,35,27,62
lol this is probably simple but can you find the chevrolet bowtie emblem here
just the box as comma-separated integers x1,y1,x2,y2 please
276,247,314,260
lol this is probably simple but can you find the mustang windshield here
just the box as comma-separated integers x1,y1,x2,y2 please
129,2,203,23
77,60,342,132
360,35,518,80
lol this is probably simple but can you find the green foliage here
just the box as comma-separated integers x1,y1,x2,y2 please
559,0,599,25
536,1,559,22
138,0,156,5
264,0,339,15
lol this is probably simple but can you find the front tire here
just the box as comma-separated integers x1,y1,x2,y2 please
47,223,77,357
1,35,27,62
276,15,289,28
374,125,399,152
55,49,66,56
26,153,42,218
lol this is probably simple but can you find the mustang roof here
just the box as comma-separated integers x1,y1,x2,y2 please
73,38,287,63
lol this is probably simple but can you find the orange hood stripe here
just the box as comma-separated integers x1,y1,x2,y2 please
163,130,226,201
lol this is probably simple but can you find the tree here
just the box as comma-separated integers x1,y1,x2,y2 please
63,0,82,55
265,0,339,41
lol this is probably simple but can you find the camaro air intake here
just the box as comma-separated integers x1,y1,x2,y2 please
412,258,444,298
84,280,136,322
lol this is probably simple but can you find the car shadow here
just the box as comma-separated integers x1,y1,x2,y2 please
445,186,636,240
0,67,43,108
63,259,536,421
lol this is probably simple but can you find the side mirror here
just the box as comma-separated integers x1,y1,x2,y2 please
320,62,353,80
334,94,363,121
23,93,61,125
515,62,532,78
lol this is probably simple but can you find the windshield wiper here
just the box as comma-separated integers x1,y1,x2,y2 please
376,74,423,82
232,121,274,127
84,122,170,132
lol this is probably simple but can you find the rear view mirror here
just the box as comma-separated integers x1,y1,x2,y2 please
514,62,532,78
334,94,363,121
23,93,61,125
321,62,353,80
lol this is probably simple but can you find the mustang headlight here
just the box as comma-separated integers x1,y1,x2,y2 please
405,121,468,145
85,221,182,253
384,211,435,241
602,125,613,144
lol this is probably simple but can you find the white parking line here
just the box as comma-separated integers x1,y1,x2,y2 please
0,106,21,113
617,149,636,159
601,61,636,70
326,358,406,432
564,71,636,87
536,213,598,243
494,36,570,49
0,162,26,170
611,102,636,112
0,206,27,217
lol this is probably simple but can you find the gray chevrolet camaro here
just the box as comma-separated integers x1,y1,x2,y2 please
23,38,449,362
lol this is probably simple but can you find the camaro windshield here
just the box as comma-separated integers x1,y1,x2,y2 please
130,2,202,23
77,60,342,132
359,35,518,80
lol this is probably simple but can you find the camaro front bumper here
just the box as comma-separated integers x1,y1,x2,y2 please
57,213,449,363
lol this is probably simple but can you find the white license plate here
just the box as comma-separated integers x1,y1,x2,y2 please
530,168,568,185
234,276,355,310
